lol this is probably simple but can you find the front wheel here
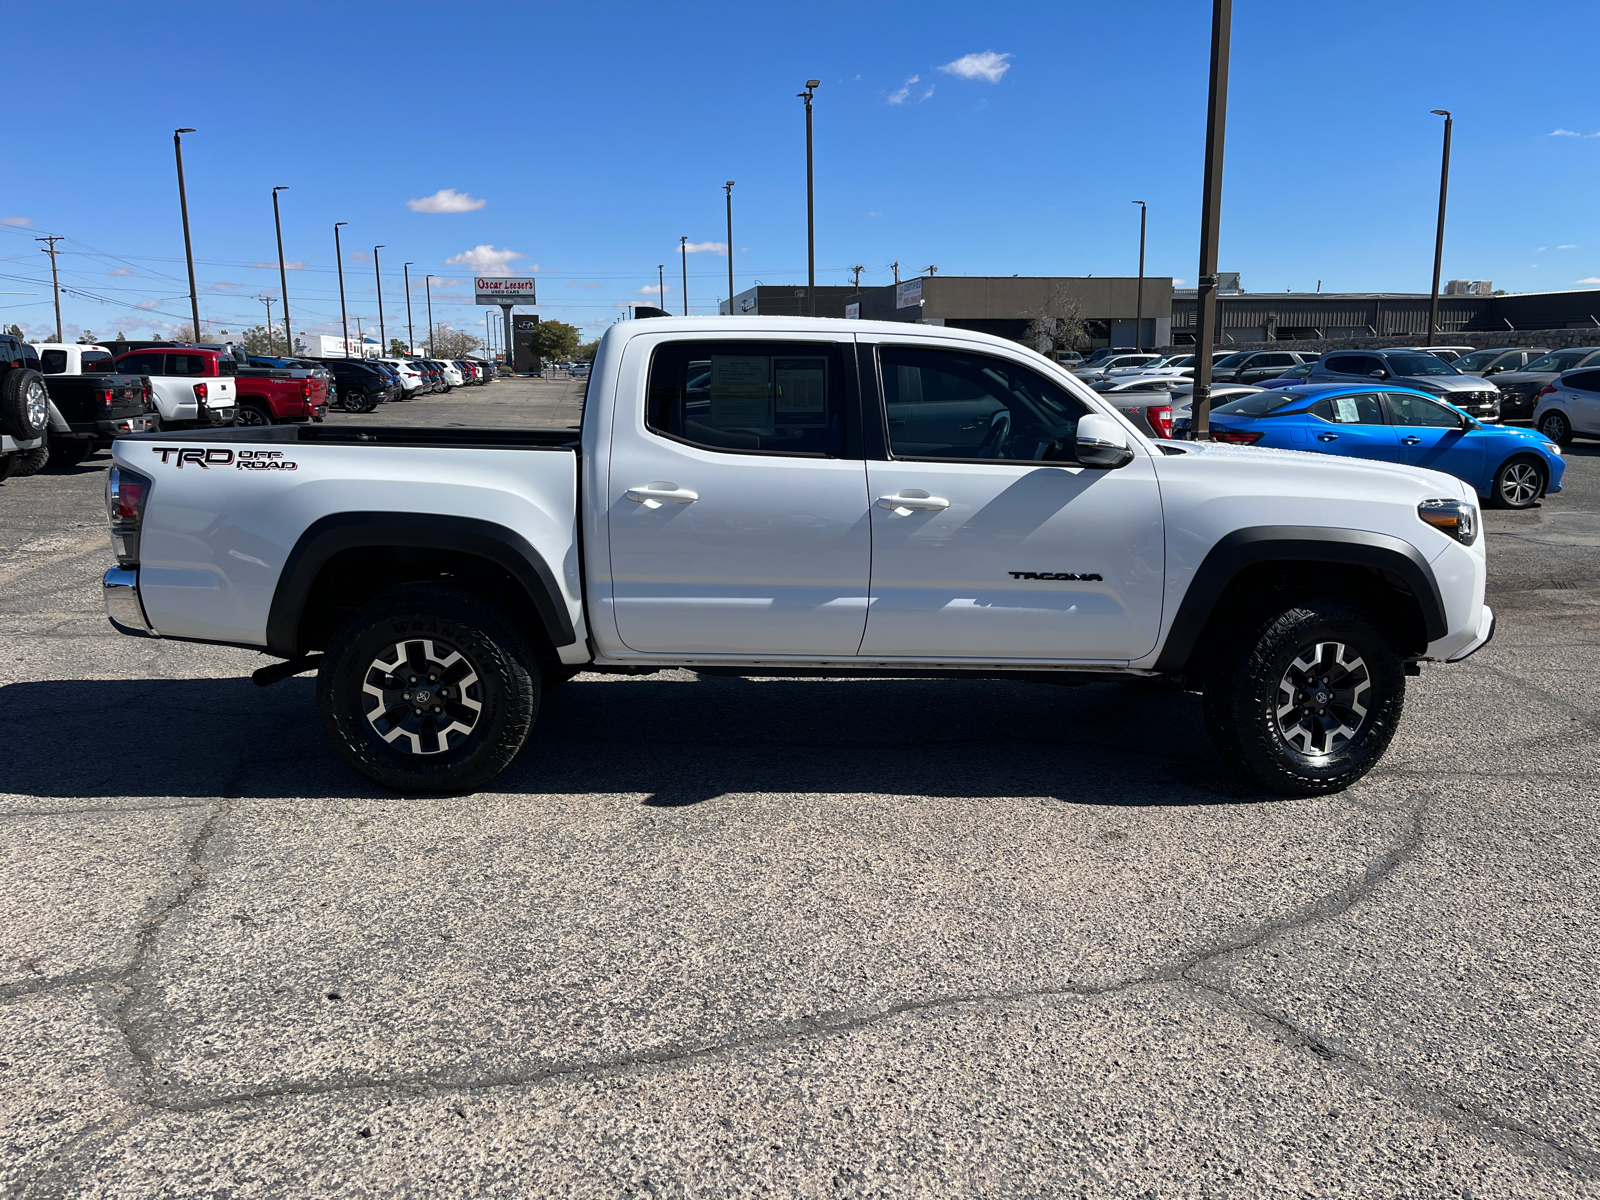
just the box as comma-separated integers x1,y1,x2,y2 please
316,586,539,793
1489,455,1545,510
1538,409,1572,446
1204,597,1405,795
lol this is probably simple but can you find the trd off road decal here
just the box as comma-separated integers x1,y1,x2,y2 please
1008,571,1103,581
151,448,298,471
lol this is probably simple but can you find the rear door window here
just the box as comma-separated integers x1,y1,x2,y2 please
166,353,206,375
1310,393,1385,424
1563,371,1600,394
117,352,165,376
646,340,847,456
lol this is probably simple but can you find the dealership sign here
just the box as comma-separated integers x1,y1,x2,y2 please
475,277,539,305
896,278,923,308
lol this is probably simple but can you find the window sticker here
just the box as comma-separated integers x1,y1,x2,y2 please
710,355,771,426
774,357,827,424
1334,396,1361,423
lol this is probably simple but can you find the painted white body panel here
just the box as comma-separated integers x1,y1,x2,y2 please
115,316,1489,676
141,375,236,424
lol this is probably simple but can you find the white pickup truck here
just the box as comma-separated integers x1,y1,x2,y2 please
101,317,1493,795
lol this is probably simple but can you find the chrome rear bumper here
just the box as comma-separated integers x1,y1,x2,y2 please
103,567,155,637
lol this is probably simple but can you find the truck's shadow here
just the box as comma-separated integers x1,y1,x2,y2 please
0,673,1264,806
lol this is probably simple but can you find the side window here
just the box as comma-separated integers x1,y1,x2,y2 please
1387,392,1461,427
1310,393,1384,425
40,350,68,374
1563,371,1600,394
879,346,1086,462
117,352,164,376
1322,355,1357,375
80,351,113,371
1261,353,1293,367
166,354,205,375
645,340,846,456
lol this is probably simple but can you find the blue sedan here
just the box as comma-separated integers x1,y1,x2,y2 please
1208,384,1565,509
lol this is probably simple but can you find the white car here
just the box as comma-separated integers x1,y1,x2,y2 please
433,361,464,388
102,317,1492,797
375,358,426,396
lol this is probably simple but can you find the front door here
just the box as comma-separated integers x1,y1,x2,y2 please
1383,391,1482,481
859,342,1165,662
605,336,872,657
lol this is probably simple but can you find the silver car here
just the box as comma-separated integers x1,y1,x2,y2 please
1306,349,1501,422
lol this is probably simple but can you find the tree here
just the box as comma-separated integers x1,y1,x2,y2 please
389,338,410,357
238,326,274,354
115,331,126,341
576,339,600,362
530,320,580,362
173,324,206,342
1021,285,1090,359
77,330,96,344
429,324,484,359
5,324,24,339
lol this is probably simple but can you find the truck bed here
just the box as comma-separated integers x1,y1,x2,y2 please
119,425,580,450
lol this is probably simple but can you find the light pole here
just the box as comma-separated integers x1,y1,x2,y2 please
425,276,435,357
355,313,363,357
1190,0,1231,443
373,246,386,353
259,296,275,354
1132,200,1147,351
272,186,292,352
658,264,665,311
799,79,820,317
1427,109,1453,348
174,129,201,340
724,181,736,313
35,235,62,343
680,236,688,315
334,222,349,356
403,262,415,354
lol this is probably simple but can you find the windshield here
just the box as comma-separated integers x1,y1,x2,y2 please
1452,349,1501,372
1382,354,1457,377
1213,388,1312,417
1523,350,1591,373
1215,351,1251,368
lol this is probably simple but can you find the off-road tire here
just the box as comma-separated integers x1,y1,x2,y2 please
0,453,19,482
11,439,49,477
1538,409,1573,446
1,368,50,440
47,438,94,469
1204,597,1405,796
1488,454,1545,510
317,586,539,793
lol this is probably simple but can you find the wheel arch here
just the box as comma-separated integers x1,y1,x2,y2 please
267,512,577,659
1153,526,1447,679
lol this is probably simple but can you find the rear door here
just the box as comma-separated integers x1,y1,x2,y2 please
604,334,872,657
1560,370,1600,433
1306,391,1400,461
858,338,1165,662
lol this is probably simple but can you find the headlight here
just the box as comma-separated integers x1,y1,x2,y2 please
1544,441,1562,456
1417,498,1477,546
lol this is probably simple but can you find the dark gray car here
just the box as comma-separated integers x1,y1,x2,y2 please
1477,347,1600,421
1211,349,1322,385
1449,346,1548,379
1305,348,1501,422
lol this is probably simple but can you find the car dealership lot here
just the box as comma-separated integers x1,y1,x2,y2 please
3,389,1599,1197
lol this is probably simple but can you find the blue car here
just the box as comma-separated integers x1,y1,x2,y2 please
1208,384,1565,510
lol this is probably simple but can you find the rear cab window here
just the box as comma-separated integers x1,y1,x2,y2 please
647,340,848,456
40,350,68,374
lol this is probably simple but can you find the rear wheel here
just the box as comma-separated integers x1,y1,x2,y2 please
47,438,94,469
0,369,50,440
1204,597,1405,795
11,439,49,477
1538,409,1573,445
317,586,539,793
1489,455,1545,509
236,403,273,427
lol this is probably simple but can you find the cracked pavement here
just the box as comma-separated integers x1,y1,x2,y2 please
2,383,1598,1197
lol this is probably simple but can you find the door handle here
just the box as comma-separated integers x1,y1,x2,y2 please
876,490,950,514
1317,433,1338,442
625,483,700,508
1401,435,1421,445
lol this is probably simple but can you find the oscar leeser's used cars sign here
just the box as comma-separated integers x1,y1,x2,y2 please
475,277,539,305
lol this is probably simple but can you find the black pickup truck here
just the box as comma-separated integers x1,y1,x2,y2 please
29,343,158,471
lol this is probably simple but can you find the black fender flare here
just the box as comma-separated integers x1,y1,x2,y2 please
1152,525,1447,674
266,512,576,656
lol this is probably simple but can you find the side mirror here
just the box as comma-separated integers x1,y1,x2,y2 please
1076,413,1135,468
1485,365,1503,375
1370,370,1388,379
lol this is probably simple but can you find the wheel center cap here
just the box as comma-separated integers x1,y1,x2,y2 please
1315,690,1331,705
413,687,432,705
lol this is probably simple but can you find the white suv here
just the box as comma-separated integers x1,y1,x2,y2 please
374,358,426,396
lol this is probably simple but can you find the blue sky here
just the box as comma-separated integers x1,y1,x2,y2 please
5,0,1600,345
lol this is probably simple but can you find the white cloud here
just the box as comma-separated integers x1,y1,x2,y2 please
637,284,667,295
211,281,239,290
1559,244,1578,249
252,260,306,270
1537,246,1548,251
1173,278,1190,286
349,250,370,264
939,50,1012,83
0,216,31,227
680,241,727,255
1577,277,1600,284
867,211,883,218
888,75,918,105
1550,129,1580,137
414,276,466,290
444,245,528,276
107,267,132,276
407,188,488,214
135,300,162,311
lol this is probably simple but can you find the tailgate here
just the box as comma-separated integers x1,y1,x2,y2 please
114,433,580,648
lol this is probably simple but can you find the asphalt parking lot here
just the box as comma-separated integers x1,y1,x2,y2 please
3,382,1599,1198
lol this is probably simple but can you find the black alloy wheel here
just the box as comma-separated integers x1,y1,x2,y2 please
236,403,273,427
1538,409,1573,446
1204,596,1405,795
1490,455,1545,510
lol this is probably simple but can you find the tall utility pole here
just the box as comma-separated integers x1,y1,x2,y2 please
373,246,386,351
850,265,864,288
333,222,350,356
680,236,688,315
1427,109,1454,347
403,262,415,353
425,276,435,356
259,296,275,353
35,235,63,343
1132,200,1148,351
724,181,736,313
1190,0,1232,443
271,187,292,352
173,129,201,339
891,261,900,285
799,79,820,317
355,313,363,357
658,264,665,311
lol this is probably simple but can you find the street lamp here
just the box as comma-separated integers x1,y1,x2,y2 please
1190,0,1232,443
173,129,201,340
334,222,349,356
1427,109,1453,348
658,264,665,312
373,246,386,352
680,236,688,316
403,262,415,354
799,79,820,317
271,186,292,352
425,275,435,357
724,181,736,314
1131,200,1147,351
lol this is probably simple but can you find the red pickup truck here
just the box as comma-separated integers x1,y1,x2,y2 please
234,359,329,427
